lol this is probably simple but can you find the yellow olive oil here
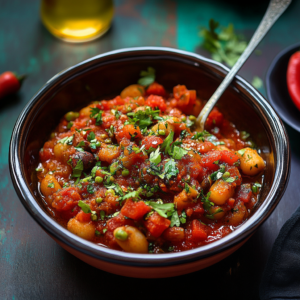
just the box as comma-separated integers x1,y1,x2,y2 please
40,0,114,43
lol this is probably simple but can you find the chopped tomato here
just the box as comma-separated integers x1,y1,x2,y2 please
236,184,252,203
145,95,167,111
121,199,151,220
206,107,223,127
190,220,207,242
141,136,163,150
200,151,222,171
144,212,171,238
220,150,240,166
146,82,166,96
52,187,81,211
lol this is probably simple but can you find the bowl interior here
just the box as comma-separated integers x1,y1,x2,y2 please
266,43,300,132
13,48,288,265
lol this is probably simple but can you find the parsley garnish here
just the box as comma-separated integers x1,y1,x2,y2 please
90,107,103,125
118,190,141,203
238,149,246,156
170,211,180,227
58,135,74,145
160,131,174,154
179,211,187,224
201,191,214,211
210,165,226,181
127,107,159,129
205,208,224,219
200,19,248,67
78,200,91,213
72,160,84,178
105,183,124,196
191,131,211,142
87,184,94,194
149,147,161,165
47,182,54,188
224,176,238,183
252,182,262,193
163,159,179,180
146,201,175,218
138,67,155,87
87,131,95,142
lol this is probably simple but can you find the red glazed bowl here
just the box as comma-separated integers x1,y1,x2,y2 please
9,47,290,278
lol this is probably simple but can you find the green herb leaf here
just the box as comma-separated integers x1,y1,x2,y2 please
87,131,95,142
164,158,179,180
105,183,124,196
78,200,92,213
205,208,224,219
146,201,175,218
161,131,174,154
200,19,248,67
238,149,246,156
170,211,180,227
90,107,103,125
87,184,94,194
47,182,54,188
149,147,161,165
72,160,84,178
58,135,74,145
138,67,155,87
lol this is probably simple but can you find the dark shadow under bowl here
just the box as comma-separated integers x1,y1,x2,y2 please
9,47,290,277
266,42,300,132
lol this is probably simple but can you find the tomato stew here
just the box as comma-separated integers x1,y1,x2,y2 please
36,77,265,254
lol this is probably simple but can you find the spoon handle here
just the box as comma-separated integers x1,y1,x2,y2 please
196,0,292,132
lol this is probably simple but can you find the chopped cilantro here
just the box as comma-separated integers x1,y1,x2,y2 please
224,176,238,183
163,159,179,180
146,201,175,218
201,190,214,211
47,182,54,188
72,160,84,178
210,165,226,181
205,208,224,219
149,147,161,165
127,107,159,129
170,211,180,227
252,182,262,193
191,130,211,142
160,131,174,154
138,67,155,87
58,135,74,145
90,107,103,125
78,200,91,213
179,211,187,224
238,149,246,156
100,210,105,220
200,19,248,67
87,131,95,142
105,183,124,196
87,184,94,194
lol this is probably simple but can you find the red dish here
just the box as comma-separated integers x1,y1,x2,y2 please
36,75,265,254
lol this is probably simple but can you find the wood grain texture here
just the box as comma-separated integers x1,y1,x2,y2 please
0,0,300,299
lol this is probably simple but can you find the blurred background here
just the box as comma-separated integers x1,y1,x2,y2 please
1,1,300,299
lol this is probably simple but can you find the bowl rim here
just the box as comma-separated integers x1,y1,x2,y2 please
266,42,300,132
9,46,290,267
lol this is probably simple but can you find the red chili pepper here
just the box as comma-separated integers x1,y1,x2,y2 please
0,71,26,99
287,51,300,111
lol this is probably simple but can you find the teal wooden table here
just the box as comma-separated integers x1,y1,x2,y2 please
1,1,300,299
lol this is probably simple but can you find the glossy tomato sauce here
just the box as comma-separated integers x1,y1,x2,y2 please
36,78,265,254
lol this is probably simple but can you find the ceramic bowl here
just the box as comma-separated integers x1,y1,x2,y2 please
9,47,290,278
266,42,300,132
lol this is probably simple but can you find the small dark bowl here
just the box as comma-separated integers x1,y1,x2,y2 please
9,47,290,278
266,42,300,132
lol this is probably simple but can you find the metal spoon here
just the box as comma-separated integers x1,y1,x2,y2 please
196,0,292,132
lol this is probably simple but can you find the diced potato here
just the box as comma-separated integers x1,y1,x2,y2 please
98,144,121,164
208,206,226,220
209,179,235,205
114,226,148,253
174,185,198,211
120,84,145,99
54,143,70,162
236,148,265,176
40,174,61,200
225,201,247,226
67,218,95,241
79,106,92,118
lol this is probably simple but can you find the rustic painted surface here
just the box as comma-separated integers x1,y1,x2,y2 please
0,0,300,299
